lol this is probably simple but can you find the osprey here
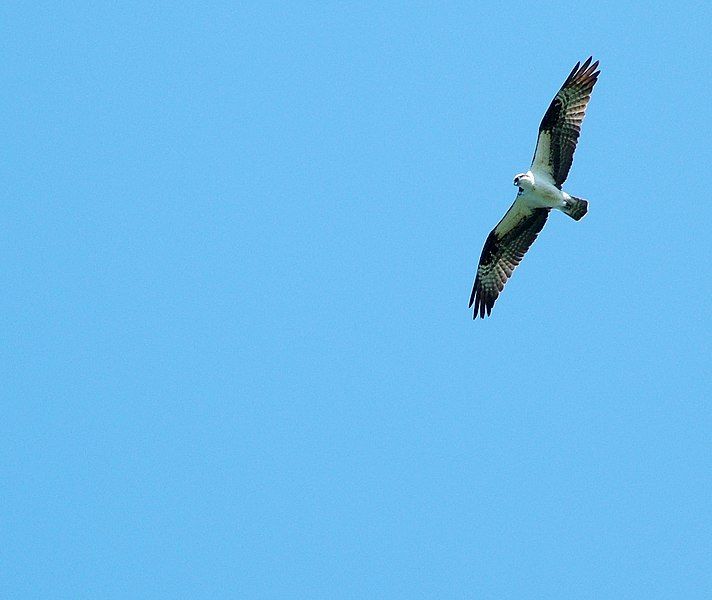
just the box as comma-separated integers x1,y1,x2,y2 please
469,57,600,318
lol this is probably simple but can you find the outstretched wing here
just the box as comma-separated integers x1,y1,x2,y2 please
469,201,550,319
531,57,600,188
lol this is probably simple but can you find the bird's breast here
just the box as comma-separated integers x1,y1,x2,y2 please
521,184,564,209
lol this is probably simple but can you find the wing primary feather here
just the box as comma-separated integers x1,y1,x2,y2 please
562,61,581,87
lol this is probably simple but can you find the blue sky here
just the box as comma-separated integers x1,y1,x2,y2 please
3,2,712,598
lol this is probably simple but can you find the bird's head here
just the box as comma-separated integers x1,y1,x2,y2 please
513,172,533,189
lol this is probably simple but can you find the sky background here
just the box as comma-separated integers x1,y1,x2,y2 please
3,2,712,598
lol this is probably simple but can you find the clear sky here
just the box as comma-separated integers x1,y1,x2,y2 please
3,2,712,598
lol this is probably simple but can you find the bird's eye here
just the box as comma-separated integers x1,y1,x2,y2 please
514,178,519,185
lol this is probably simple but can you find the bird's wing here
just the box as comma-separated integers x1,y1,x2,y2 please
469,200,550,318
531,57,600,188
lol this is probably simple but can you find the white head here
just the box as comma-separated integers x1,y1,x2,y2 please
513,172,534,190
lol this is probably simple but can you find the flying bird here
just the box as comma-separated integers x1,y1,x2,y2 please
469,57,600,318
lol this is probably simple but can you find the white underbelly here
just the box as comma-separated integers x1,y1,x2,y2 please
521,186,566,209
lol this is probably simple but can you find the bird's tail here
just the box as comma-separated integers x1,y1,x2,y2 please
562,196,588,221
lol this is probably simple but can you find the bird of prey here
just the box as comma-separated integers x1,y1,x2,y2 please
469,57,600,319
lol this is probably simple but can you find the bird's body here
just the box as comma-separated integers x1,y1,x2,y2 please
469,57,600,318
517,171,567,209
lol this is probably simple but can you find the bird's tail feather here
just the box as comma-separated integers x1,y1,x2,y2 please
562,196,588,221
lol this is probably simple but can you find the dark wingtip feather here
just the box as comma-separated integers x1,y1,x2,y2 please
471,288,495,319
567,57,600,86
559,57,601,93
581,59,599,80
562,61,581,87
471,289,480,319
